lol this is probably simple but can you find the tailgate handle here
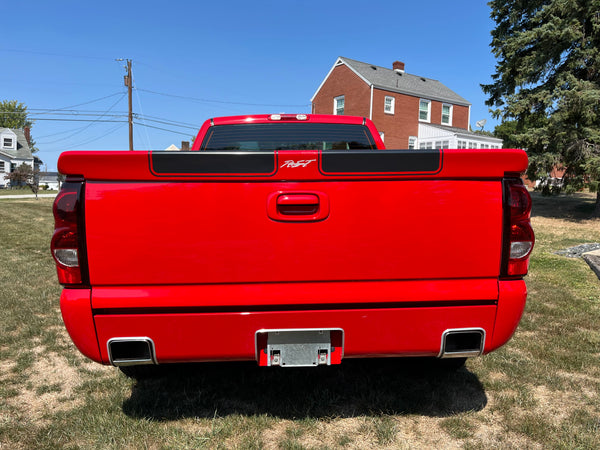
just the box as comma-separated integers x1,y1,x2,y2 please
268,192,329,222
277,194,319,215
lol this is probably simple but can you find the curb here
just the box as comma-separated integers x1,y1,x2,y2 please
582,250,600,281
0,194,57,199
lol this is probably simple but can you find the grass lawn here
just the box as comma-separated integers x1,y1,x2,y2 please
0,193,599,448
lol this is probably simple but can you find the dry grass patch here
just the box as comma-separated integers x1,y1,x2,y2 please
7,352,84,424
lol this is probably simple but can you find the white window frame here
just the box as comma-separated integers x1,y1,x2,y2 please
333,95,345,115
2,137,13,149
0,161,5,172
441,104,453,126
384,96,395,115
419,99,431,122
408,136,417,150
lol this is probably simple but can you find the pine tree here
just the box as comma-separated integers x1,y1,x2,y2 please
483,0,600,215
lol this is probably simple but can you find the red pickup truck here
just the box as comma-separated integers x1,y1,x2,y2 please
51,114,534,374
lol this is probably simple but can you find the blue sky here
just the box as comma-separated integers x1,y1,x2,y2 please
2,0,500,171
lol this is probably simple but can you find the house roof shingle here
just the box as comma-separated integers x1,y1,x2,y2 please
337,57,471,107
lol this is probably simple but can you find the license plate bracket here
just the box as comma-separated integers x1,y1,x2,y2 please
255,328,344,367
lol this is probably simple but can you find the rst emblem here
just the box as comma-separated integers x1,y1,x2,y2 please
280,159,317,168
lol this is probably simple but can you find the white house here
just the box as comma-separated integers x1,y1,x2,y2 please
417,124,503,150
38,172,61,190
0,128,35,188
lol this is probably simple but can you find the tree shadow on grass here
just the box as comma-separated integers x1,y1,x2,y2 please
530,191,598,222
122,358,486,420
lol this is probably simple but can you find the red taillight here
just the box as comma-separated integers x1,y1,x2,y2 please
51,182,84,285
503,179,535,277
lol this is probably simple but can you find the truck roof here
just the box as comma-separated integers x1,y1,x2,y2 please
192,114,380,151
210,114,369,126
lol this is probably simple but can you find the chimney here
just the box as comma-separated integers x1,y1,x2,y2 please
24,127,31,145
181,141,190,151
393,61,405,74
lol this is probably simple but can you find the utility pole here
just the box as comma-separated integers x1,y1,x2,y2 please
124,59,133,151
117,58,134,150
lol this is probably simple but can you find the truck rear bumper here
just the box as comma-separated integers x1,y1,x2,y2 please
60,279,527,365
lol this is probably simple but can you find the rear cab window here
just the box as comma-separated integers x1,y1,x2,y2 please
200,123,377,151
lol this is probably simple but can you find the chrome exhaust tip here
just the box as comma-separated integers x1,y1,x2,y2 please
107,337,157,366
439,328,485,359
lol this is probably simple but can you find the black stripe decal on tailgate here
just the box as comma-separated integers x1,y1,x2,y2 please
150,151,276,176
320,150,443,175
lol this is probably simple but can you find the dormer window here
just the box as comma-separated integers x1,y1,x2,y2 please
3,137,13,148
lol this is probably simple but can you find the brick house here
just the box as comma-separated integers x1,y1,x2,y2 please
311,57,502,150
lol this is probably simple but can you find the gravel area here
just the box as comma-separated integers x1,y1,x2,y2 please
555,243,600,258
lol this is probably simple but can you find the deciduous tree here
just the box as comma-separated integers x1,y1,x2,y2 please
4,163,40,198
0,100,38,153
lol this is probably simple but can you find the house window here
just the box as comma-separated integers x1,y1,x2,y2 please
468,141,477,148
0,161,4,172
384,96,395,114
408,136,417,149
3,138,13,148
334,96,345,115
457,140,467,149
419,99,431,122
419,142,433,149
441,104,453,125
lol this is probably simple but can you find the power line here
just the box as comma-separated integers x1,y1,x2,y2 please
30,114,199,130
133,76,152,151
0,93,126,116
29,109,129,114
136,88,311,107
69,123,127,148
31,118,125,122
133,121,194,136
36,93,126,144
133,116,199,130
34,92,126,114
134,113,200,128
36,125,95,140
0,47,112,61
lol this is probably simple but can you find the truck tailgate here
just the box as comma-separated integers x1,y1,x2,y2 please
84,179,503,286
